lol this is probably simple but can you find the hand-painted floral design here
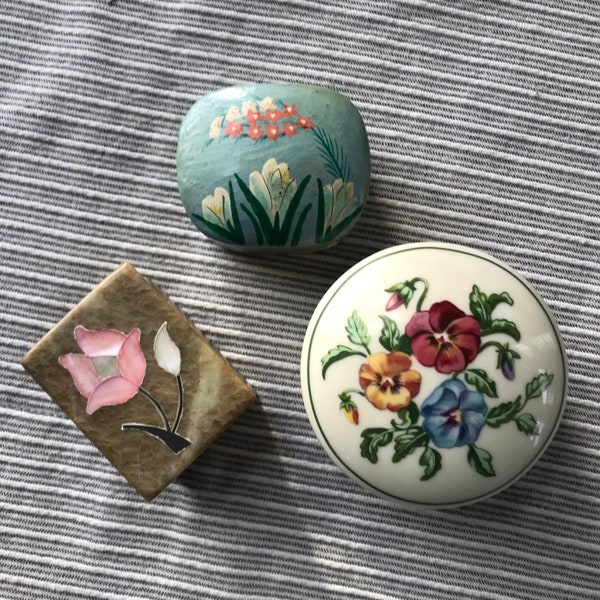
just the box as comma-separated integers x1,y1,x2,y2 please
297,115,315,129
209,116,223,139
223,120,243,138
282,122,299,137
258,97,276,112
193,156,360,248
342,405,359,425
249,158,297,223
193,158,309,247
248,124,263,140
246,108,261,123
207,95,317,144
241,100,257,116
359,352,421,411
197,95,364,249
406,301,481,374
385,277,429,312
321,179,361,233
264,123,281,140
225,106,242,122
201,187,235,231
59,323,191,454
321,280,553,481
420,380,487,448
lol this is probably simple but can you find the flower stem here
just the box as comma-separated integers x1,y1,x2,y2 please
172,374,185,433
341,387,365,397
138,386,172,432
414,278,429,312
478,340,503,354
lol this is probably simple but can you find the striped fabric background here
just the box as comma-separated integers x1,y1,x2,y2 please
1,1,599,598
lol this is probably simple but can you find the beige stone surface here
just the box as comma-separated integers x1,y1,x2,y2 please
21,263,256,500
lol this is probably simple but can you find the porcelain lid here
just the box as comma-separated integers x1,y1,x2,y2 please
301,243,567,508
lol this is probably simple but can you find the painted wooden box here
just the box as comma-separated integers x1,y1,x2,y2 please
177,83,370,253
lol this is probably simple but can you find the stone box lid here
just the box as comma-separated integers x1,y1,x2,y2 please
21,263,256,501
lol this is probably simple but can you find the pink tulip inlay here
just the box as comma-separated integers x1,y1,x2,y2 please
59,323,191,454
59,326,147,415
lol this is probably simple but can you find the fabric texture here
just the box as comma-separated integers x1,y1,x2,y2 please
1,1,599,598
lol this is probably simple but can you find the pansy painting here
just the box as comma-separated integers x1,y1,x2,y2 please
320,274,555,482
358,352,421,411
302,245,567,507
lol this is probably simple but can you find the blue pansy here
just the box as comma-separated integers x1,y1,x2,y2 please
420,380,488,448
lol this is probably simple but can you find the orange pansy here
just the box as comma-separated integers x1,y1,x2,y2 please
359,352,421,411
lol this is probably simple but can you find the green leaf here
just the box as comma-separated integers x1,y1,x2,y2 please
190,213,242,245
379,315,402,352
311,126,350,181
486,398,521,427
291,202,312,246
321,345,366,379
469,285,491,327
515,413,538,435
463,369,498,398
338,388,363,409
481,318,521,341
227,179,245,244
346,311,370,347
396,401,420,428
392,426,429,463
239,204,264,245
419,446,442,481
360,428,394,464
235,174,276,245
397,333,413,355
488,291,514,311
339,397,357,412
376,318,412,354
278,174,311,245
526,372,554,400
319,205,363,244
315,178,326,239
467,444,496,477
338,389,352,402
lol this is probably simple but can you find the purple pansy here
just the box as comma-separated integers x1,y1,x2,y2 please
420,379,488,448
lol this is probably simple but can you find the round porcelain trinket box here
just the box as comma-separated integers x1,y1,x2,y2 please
301,243,567,509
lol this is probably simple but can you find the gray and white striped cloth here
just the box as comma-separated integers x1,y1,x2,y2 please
1,1,598,599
